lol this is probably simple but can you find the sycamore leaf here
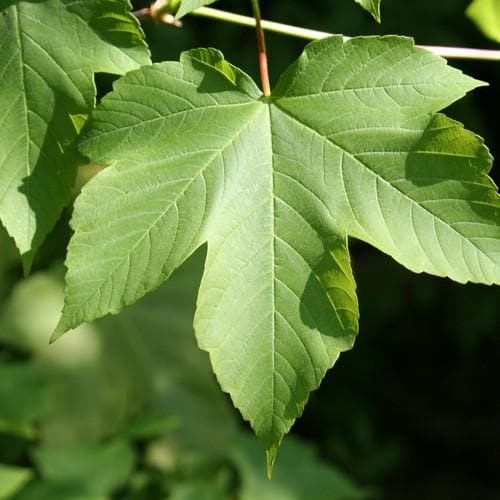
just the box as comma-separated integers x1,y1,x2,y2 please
175,0,218,19
54,36,500,461
466,0,500,43
0,0,150,271
354,0,381,22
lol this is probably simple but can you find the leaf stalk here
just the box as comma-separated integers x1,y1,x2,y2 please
251,0,271,97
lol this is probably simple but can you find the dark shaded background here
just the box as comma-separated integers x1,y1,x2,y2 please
132,0,500,498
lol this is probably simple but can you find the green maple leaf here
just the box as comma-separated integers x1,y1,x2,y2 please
467,0,500,43
354,0,381,22
0,0,150,270
53,36,500,464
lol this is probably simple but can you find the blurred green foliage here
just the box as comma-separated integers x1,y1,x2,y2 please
0,247,369,499
467,0,500,43
1,0,499,498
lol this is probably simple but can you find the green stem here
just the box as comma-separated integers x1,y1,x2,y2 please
189,6,500,62
251,0,271,96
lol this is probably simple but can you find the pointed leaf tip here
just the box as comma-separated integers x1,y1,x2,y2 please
354,0,382,23
49,323,67,344
21,253,33,279
266,446,278,479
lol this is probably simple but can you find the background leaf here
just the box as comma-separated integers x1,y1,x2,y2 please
175,0,218,19
0,363,52,438
466,0,500,43
11,481,108,500
0,0,150,270
33,441,135,496
0,465,33,499
354,0,381,22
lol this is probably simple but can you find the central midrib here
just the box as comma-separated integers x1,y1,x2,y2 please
14,4,32,246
